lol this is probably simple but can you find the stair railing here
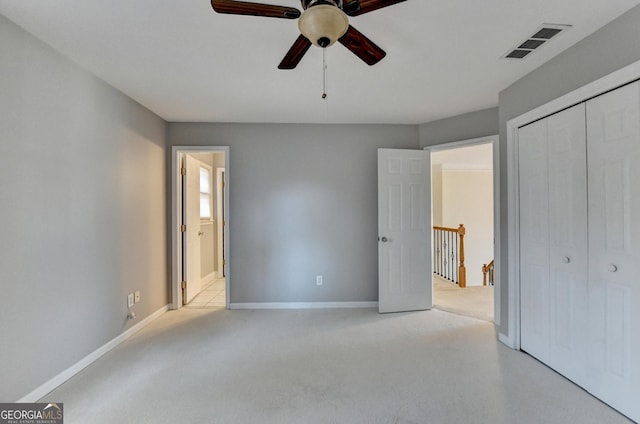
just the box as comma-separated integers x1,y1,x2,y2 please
482,259,494,286
432,224,466,288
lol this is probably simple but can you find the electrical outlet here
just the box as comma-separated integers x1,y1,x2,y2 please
316,275,323,286
134,291,140,304
127,293,134,308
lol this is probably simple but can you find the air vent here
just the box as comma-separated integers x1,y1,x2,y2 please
503,24,571,60
518,39,545,50
531,27,563,40
506,50,532,59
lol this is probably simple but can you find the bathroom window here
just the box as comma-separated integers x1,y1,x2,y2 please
199,166,212,219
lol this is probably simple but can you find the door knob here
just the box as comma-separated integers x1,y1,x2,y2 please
379,236,389,243
198,231,204,236
563,257,571,264
608,264,618,273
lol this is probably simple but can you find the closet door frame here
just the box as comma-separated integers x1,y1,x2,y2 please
503,59,640,350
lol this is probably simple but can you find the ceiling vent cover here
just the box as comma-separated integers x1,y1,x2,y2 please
503,24,571,60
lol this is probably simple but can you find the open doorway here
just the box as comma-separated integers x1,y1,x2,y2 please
171,147,229,310
427,137,498,322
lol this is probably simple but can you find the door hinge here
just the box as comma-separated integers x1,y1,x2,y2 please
180,167,186,176
181,281,187,289
181,224,186,232
223,259,226,266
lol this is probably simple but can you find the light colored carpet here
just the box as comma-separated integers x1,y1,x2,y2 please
433,275,494,322
40,308,631,424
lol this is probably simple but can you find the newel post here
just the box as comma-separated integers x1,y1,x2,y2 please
457,224,466,288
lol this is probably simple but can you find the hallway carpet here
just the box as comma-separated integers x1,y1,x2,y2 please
41,308,631,423
433,276,494,322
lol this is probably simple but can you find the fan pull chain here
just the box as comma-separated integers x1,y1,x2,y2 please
322,47,327,100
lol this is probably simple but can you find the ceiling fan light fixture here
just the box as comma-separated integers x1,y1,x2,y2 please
298,4,349,48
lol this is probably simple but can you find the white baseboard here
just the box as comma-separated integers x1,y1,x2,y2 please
230,301,378,310
201,272,217,286
17,304,170,403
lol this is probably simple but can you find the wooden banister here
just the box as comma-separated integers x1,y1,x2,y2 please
482,259,495,286
432,224,466,288
457,224,466,288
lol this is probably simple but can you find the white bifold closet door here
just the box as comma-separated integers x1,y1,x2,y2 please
519,117,551,364
586,81,640,420
519,81,640,422
519,103,589,387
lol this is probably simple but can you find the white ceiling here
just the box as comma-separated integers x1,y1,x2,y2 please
1,0,639,124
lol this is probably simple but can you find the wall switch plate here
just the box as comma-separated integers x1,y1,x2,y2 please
127,293,135,308
316,275,323,286
134,291,140,304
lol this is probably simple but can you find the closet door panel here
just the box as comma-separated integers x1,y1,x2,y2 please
547,104,589,386
586,81,640,421
518,119,550,363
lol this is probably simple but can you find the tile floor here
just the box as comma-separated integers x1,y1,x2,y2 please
185,277,226,309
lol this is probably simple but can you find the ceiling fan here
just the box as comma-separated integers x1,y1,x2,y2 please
210,0,407,69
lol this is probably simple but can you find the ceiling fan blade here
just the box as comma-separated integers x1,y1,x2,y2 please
278,35,313,69
211,0,301,19
343,0,407,16
338,25,386,66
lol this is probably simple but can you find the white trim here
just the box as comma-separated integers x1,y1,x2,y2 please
424,134,501,327
172,146,230,310
492,133,501,328
439,163,493,172
426,134,497,152
17,305,169,402
505,58,640,351
230,302,378,310
506,123,522,350
498,331,517,349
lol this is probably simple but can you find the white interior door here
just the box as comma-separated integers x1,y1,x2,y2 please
586,81,640,421
378,149,432,314
184,154,202,304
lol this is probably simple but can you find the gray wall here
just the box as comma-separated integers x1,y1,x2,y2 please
419,108,498,148
497,4,640,338
169,123,419,303
0,15,168,401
